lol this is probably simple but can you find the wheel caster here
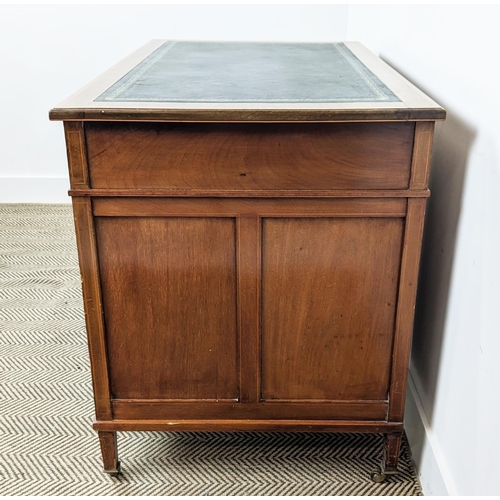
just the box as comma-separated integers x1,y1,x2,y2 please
104,461,121,477
370,467,387,483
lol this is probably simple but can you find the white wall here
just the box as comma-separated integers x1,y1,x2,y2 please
0,4,347,202
347,4,500,496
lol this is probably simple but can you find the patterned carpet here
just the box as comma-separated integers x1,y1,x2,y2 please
0,204,422,495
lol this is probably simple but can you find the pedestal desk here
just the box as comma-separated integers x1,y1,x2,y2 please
50,41,445,481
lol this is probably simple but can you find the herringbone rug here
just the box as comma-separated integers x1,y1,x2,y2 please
0,204,422,495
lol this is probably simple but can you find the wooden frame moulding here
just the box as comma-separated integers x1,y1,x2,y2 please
237,216,262,403
110,401,388,421
71,197,113,421
93,419,404,433
64,121,89,189
66,120,112,422
388,197,427,422
410,121,435,190
91,197,408,218
71,188,430,198
387,118,435,421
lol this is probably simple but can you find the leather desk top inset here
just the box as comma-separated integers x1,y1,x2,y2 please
95,41,401,104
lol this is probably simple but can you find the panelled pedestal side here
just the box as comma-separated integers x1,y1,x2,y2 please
64,120,435,480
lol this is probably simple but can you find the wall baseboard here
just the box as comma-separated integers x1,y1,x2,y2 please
405,366,455,496
0,177,71,203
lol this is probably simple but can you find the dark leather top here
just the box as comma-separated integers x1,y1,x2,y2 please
95,41,400,104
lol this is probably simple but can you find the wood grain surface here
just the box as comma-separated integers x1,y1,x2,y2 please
95,217,238,400
98,431,119,473
93,419,404,433
71,188,430,198
86,122,415,191
92,197,408,218
111,400,388,421
64,122,89,189
71,197,112,420
410,121,435,190
388,198,427,421
237,216,262,403
383,432,403,473
262,217,404,401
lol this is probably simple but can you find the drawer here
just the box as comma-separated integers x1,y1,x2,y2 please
86,122,415,191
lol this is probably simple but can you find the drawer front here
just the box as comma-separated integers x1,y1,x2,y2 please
86,122,414,191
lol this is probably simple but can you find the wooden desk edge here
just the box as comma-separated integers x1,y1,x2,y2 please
49,107,446,122
68,189,431,198
93,419,404,433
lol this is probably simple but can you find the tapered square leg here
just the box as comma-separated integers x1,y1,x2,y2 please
382,432,402,474
370,432,403,483
98,431,120,476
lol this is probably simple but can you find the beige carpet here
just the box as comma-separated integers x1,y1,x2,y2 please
0,204,422,495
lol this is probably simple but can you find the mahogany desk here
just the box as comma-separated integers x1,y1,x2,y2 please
50,41,445,482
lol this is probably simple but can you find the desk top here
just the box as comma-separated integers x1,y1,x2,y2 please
50,41,445,122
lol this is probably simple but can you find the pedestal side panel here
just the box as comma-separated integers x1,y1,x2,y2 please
262,217,404,401
95,217,238,400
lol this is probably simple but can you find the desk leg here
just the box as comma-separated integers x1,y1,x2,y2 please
382,432,402,474
370,432,402,483
98,431,120,476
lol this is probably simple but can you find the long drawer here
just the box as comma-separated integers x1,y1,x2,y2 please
86,122,415,191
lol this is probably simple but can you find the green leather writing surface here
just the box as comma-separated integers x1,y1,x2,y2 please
96,42,400,104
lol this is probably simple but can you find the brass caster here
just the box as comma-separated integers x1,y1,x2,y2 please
370,467,387,483
104,461,121,477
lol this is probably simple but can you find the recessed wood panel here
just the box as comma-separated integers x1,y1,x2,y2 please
95,217,238,400
86,122,414,191
262,217,404,401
